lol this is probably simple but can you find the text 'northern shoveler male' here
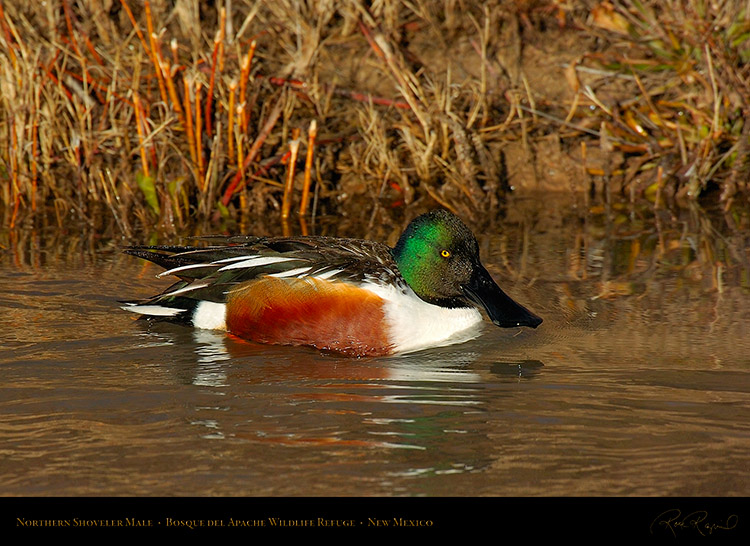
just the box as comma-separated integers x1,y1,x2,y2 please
123,209,542,356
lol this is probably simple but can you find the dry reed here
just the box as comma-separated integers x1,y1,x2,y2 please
0,1,748,233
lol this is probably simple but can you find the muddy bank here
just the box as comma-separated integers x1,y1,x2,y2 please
1,1,748,232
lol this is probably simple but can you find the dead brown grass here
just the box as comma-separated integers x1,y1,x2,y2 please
1,1,748,234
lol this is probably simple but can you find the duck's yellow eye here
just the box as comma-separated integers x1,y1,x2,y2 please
440,249,451,258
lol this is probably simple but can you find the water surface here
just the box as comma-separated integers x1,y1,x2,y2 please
2,195,749,499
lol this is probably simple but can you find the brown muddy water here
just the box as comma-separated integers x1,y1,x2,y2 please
1,194,749,502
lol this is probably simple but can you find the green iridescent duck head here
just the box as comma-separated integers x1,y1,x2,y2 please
392,209,542,329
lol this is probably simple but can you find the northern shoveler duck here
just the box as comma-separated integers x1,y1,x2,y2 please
123,209,542,356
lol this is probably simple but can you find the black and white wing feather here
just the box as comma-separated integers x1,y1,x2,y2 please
123,236,407,316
